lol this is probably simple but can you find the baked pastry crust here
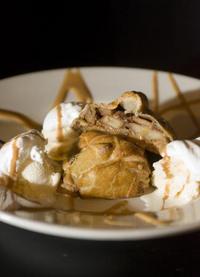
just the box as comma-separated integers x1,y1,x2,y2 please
62,131,151,199
72,91,174,154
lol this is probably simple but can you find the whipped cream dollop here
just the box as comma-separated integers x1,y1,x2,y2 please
0,130,61,187
42,102,84,160
141,138,200,211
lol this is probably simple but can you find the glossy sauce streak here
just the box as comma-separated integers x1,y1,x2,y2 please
162,157,173,179
162,159,172,204
163,184,170,201
175,184,185,197
154,71,200,138
10,139,19,178
56,105,64,141
151,71,159,112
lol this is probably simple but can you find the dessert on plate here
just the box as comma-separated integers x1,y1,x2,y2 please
0,69,199,219
43,91,174,159
0,89,174,206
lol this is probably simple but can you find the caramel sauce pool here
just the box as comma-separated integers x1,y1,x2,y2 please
15,200,171,228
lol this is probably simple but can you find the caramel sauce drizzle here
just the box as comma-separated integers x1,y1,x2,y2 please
9,139,19,178
175,184,185,198
56,104,64,141
102,202,171,226
152,71,200,139
52,68,93,108
162,157,173,179
0,68,94,133
163,184,170,201
0,109,41,130
0,69,198,137
134,212,171,226
151,71,159,112
161,158,173,208
159,98,200,116
168,73,200,134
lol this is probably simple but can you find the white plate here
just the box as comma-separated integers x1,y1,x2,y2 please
0,67,200,240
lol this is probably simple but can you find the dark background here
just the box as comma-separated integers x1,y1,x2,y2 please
1,0,200,79
1,1,200,276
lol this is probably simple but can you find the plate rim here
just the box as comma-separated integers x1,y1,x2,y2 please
0,66,200,241
0,65,199,83
1,210,200,241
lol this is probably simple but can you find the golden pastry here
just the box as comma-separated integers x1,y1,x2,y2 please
62,131,151,199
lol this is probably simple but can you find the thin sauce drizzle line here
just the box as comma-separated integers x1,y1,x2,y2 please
151,71,159,112
168,73,200,133
56,104,64,141
0,109,41,130
159,98,200,115
10,139,19,178
155,72,200,138
161,157,172,209
52,69,93,108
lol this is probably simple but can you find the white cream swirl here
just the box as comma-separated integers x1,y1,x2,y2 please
141,137,200,211
42,102,84,160
0,130,61,187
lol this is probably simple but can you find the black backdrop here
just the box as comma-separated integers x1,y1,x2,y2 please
1,0,200,78
1,1,200,276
